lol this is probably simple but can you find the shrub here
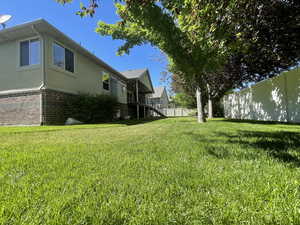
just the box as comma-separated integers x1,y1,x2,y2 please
65,93,119,123
188,109,197,116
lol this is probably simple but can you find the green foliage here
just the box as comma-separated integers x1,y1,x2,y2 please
172,93,196,109
96,0,239,80
56,0,99,17
187,109,197,116
1,118,300,224
65,93,119,123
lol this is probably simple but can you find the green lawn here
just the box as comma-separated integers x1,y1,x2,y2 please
1,118,300,225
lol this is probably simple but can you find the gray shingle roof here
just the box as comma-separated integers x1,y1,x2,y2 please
150,86,165,98
121,69,148,79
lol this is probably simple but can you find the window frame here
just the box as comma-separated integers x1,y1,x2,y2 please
102,72,110,91
52,41,75,74
121,85,126,97
18,37,41,68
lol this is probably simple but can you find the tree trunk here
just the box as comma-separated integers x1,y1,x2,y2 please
207,84,213,119
196,87,206,123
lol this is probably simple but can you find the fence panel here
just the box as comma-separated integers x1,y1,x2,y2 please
161,108,195,117
223,68,300,123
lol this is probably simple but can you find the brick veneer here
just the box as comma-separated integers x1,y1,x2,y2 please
0,91,41,126
0,89,129,125
41,89,129,125
41,89,76,125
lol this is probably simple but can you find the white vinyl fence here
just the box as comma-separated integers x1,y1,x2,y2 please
161,108,195,117
223,67,300,123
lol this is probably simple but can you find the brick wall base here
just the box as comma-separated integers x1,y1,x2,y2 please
0,89,129,126
0,91,41,126
42,89,129,125
41,89,76,125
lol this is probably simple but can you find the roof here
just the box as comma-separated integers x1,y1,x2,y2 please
0,19,127,82
121,69,148,79
121,69,154,93
150,86,165,98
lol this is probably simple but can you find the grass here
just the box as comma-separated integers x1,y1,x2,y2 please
0,117,300,225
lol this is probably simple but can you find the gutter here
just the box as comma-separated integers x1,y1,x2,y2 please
32,25,46,125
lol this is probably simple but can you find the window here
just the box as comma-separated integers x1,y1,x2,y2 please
20,39,40,67
122,86,126,96
53,42,74,73
102,73,110,91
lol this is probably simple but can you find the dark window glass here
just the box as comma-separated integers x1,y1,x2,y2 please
102,73,110,91
30,39,40,65
20,41,29,66
65,48,74,73
53,43,65,68
110,78,118,97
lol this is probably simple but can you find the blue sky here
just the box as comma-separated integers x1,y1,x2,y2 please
1,0,168,88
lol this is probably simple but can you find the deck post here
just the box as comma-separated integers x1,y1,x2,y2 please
136,80,139,120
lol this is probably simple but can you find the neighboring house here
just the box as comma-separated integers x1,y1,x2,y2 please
121,69,155,118
0,19,156,125
148,86,169,110
223,67,300,123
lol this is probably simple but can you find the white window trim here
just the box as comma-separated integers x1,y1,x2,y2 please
51,40,76,75
17,36,41,70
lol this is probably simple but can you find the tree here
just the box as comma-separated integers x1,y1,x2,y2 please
171,93,196,109
56,0,300,123
96,0,244,122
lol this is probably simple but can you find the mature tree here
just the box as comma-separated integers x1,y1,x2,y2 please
56,0,300,122
96,0,242,122
171,0,300,118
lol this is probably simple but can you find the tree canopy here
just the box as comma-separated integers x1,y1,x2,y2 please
56,0,300,122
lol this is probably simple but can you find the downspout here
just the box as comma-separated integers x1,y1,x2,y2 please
136,79,139,120
32,25,46,125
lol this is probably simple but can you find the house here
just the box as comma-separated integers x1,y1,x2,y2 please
121,69,155,119
0,19,158,125
148,86,169,110
223,67,300,123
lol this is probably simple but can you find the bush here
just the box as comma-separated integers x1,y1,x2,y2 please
65,93,119,123
188,109,197,116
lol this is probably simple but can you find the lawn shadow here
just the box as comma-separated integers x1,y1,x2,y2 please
216,130,300,166
219,119,300,126
114,117,165,126
185,129,300,167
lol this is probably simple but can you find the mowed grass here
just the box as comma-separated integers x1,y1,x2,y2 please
1,118,300,225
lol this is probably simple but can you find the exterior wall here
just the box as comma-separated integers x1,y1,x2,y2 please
0,91,41,125
0,38,43,92
0,32,130,126
139,72,153,93
43,35,127,104
161,89,169,109
148,89,169,109
42,89,128,125
41,89,74,125
223,68,300,123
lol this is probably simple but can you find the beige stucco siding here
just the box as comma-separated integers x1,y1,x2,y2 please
44,35,127,104
139,72,153,92
0,38,43,92
161,89,169,108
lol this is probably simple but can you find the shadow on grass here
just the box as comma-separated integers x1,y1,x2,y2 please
185,129,300,167
218,118,300,126
114,117,165,126
1,118,165,135
224,131,300,165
